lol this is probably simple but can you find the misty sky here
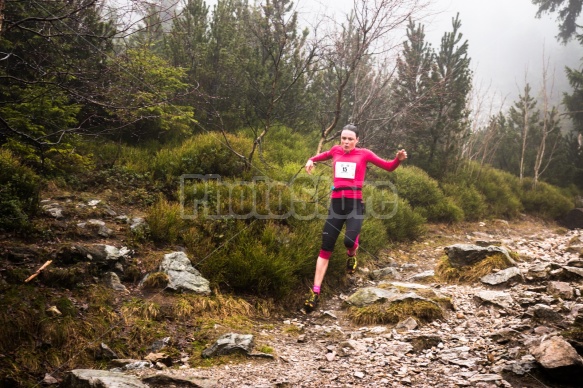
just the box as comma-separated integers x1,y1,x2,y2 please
294,0,581,110
423,0,580,109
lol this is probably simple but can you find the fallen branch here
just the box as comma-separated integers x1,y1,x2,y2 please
24,260,53,283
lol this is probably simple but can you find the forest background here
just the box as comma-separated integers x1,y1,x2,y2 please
1,0,583,385
2,0,583,290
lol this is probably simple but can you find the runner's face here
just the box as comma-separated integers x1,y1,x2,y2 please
340,130,358,152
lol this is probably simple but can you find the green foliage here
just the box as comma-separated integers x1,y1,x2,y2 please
0,85,89,174
386,166,463,222
364,186,426,242
0,149,42,231
0,0,112,175
359,218,389,256
104,48,195,142
520,179,574,219
198,219,322,299
532,0,583,43
454,162,523,219
441,182,487,221
146,197,184,244
261,125,316,168
388,15,472,177
151,132,252,184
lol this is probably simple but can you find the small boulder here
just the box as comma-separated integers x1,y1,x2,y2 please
530,336,583,385
159,252,211,295
201,333,254,358
62,369,148,387
480,267,522,285
444,244,515,268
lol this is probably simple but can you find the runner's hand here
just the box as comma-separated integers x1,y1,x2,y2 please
305,160,314,174
396,149,407,161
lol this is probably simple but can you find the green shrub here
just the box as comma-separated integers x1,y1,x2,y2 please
454,162,523,219
151,132,252,183
79,140,158,172
520,179,574,219
364,187,426,242
259,125,315,167
197,219,322,299
359,218,389,257
146,196,184,244
0,149,42,231
373,166,461,222
441,182,487,221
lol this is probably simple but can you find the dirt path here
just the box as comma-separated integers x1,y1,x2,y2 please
130,217,573,388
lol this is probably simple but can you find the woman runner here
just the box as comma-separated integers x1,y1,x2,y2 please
303,124,407,313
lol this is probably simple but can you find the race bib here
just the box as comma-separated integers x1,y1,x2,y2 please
335,162,356,179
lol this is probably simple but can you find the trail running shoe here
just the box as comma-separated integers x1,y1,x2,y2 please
303,290,320,313
346,244,358,274
346,255,358,274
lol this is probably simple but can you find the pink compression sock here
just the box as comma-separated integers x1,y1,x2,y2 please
312,285,321,294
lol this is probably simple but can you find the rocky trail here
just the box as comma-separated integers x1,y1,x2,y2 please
112,218,583,388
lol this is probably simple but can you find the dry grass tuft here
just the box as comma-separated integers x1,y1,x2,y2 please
435,252,513,284
120,298,161,322
141,272,169,290
347,300,443,326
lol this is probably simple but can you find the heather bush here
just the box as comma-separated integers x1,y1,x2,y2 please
376,166,463,222
520,179,574,219
0,149,41,232
441,182,487,221
151,132,253,183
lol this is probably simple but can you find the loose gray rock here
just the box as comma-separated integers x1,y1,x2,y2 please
529,304,564,324
371,266,402,280
547,281,574,300
62,369,148,387
480,267,522,285
57,244,131,266
562,266,583,279
530,336,583,369
43,203,64,219
525,263,553,281
395,316,418,332
96,343,118,361
474,290,514,309
445,244,515,268
201,333,254,358
130,217,148,233
103,272,128,293
407,270,435,282
468,374,503,383
159,252,211,295
43,373,59,385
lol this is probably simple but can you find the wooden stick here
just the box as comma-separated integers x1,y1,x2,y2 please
24,260,53,283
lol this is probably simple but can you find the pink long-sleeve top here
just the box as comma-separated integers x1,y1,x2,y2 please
309,145,401,199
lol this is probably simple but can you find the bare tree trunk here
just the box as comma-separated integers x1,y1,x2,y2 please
533,51,559,189
0,0,5,34
519,73,530,183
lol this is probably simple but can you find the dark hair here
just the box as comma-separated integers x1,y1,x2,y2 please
342,124,359,137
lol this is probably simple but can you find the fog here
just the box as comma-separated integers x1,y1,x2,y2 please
296,0,581,110
423,0,581,109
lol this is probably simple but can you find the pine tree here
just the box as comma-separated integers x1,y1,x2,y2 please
508,83,539,181
388,18,434,159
